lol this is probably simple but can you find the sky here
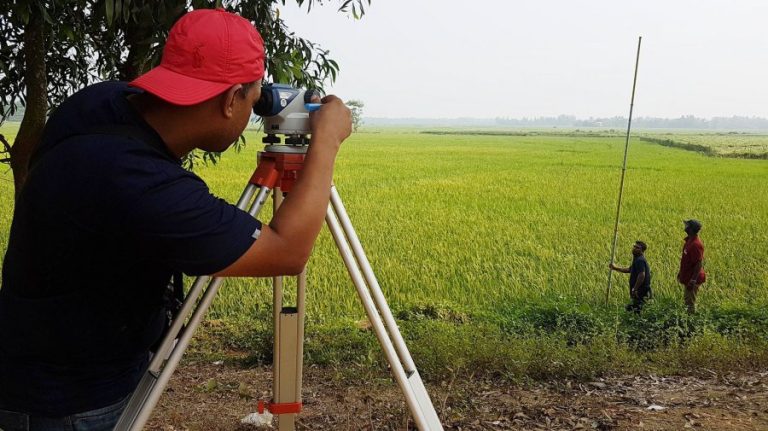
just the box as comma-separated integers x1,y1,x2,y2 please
278,0,768,119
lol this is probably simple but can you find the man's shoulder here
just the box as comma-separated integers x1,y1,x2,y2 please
36,81,140,157
43,128,169,165
632,255,649,269
76,80,129,97
687,236,704,249
31,130,192,202
50,81,130,125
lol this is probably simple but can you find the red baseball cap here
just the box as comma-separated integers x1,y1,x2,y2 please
129,8,265,106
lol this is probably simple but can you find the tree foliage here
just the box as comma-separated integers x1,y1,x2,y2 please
0,0,370,193
0,1,93,123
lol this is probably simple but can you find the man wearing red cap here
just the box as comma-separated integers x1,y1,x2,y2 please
0,9,351,429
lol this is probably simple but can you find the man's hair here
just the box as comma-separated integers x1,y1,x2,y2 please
239,81,260,99
684,219,702,234
634,241,647,252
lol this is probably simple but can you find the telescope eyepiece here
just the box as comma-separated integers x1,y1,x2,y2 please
252,86,275,117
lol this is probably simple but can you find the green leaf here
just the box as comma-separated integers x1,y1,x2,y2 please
40,7,54,25
18,5,30,25
338,0,353,13
105,0,114,25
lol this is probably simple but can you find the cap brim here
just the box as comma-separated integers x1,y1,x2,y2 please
129,65,233,106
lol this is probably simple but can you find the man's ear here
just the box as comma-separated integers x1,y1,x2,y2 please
221,84,243,118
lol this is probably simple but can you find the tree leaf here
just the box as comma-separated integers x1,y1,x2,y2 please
40,7,54,25
105,0,114,25
338,0,353,13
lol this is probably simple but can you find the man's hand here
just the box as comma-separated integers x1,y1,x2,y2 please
215,95,351,277
609,263,617,271
310,95,351,152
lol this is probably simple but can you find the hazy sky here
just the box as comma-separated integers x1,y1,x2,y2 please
279,0,768,119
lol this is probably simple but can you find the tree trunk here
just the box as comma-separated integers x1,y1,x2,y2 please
10,12,47,198
119,18,153,80
118,0,186,81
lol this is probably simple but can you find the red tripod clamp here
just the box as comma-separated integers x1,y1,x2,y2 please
257,399,303,415
249,151,306,192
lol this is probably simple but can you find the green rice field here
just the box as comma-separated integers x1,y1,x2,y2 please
198,128,768,318
1,124,767,377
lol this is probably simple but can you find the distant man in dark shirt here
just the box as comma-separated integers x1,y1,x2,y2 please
610,240,652,313
678,219,706,314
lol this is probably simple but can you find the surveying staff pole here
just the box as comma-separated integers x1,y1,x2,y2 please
606,36,642,304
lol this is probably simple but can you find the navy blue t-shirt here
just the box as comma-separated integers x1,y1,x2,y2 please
629,255,651,294
0,82,262,416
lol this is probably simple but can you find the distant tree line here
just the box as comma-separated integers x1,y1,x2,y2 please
494,115,768,130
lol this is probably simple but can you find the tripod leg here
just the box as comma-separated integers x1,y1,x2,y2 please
115,184,271,431
325,186,443,430
329,187,415,370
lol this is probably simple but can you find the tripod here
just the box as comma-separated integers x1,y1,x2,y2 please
114,142,443,430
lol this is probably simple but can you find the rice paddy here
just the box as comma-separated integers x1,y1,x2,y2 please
1,125,766,375
183,128,768,324
2,126,767,316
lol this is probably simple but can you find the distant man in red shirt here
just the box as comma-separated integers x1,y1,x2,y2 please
678,219,706,314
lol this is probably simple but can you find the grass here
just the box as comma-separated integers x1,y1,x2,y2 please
1,123,767,380
638,132,768,159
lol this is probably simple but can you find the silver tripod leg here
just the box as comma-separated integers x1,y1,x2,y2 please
114,183,272,431
325,186,444,431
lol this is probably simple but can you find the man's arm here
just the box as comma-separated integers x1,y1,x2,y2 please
632,271,645,295
609,263,630,273
686,241,703,287
215,96,351,277
687,261,702,288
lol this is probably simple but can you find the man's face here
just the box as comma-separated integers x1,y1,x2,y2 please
229,83,262,144
202,82,262,153
632,244,642,256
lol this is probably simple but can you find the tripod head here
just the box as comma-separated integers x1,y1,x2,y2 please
253,83,322,146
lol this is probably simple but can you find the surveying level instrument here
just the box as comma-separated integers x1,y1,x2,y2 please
114,84,444,430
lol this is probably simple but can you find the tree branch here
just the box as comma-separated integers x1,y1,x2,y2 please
0,133,10,165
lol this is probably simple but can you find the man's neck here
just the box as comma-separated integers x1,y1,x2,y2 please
128,94,198,159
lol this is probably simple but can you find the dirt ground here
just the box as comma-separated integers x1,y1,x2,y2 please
147,362,768,430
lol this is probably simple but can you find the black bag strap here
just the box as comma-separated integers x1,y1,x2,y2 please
29,123,169,170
